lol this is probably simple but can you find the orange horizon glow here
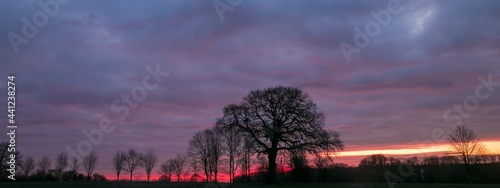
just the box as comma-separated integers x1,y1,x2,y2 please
336,141,500,157
99,141,500,181
331,141,500,167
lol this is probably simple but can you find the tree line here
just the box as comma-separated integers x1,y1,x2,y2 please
1,86,344,183
2,143,498,183
0,146,104,182
1,86,497,184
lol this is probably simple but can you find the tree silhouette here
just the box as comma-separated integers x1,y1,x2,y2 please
111,151,126,181
124,149,143,181
172,154,186,181
448,124,488,183
289,150,311,182
159,159,175,181
188,128,223,182
208,129,224,182
217,86,344,183
143,150,158,181
82,151,99,180
216,125,243,182
37,155,51,176
21,156,36,178
359,154,388,168
423,156,440,165
70,157,79,172
0,142,9,177
239,137,254,182
314,152,332,182
55,152,68,182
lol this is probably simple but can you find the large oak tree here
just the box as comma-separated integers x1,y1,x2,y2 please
217,86,344,183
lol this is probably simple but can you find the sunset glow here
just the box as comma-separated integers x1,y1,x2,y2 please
1,0,500,185
338,141,500,157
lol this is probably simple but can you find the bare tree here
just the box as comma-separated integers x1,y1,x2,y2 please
423,156,440,165
313,153,332,182
55,152,69,171
209,129,224,182
159,159,175,181
216,126,243,182
172,153,186,181
359,154,388,168
188,128,223,182
21,156,36,178
0,142,9,176
313,153,332,170
124,149,143,181
217,86,344,183
111,151,126,181
448,124,488,182
188,130,211,182
38,155,51,174
143,150,158,181
70,157,79,172
82,151,99,180
440,156,458,165
188,157,201,182
238,137,254,182
55,152,69,181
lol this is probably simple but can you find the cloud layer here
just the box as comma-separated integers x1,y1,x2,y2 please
1,0,499,178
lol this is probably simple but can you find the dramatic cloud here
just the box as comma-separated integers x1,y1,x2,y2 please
1,0,499,178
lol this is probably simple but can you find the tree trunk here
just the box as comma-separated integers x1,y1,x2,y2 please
130,172,133,181
205,170,209,182
267,149,278,184
229,156,233,183
117,173,120,181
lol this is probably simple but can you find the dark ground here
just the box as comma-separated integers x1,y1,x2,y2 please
0,182,499,188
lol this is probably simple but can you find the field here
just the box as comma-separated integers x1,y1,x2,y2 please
0,182,499,188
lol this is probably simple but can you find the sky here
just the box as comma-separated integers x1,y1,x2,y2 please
1,0,500,181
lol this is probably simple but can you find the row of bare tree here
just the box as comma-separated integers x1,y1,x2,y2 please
111,149,186,182
2,86,346,183
105,126,255,182
0,145,99,181
186,125,254,182
110,149,159,181
122,86,343,183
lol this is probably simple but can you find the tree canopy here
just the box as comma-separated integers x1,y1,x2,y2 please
217,86,344,183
